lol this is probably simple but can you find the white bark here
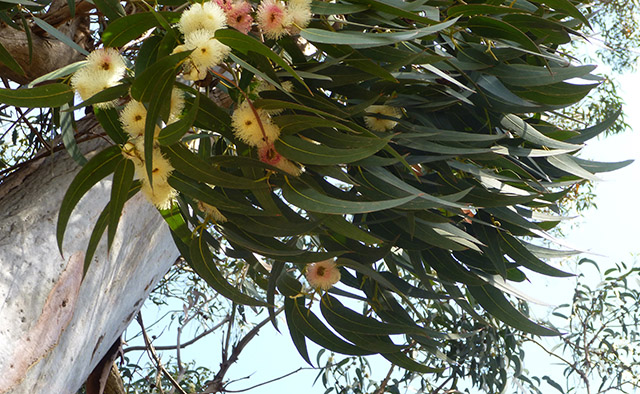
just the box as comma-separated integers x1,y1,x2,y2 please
0,137,179,393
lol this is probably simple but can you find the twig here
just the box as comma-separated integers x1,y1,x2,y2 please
124,315,231,354
136,313,188,394
204,307,285,393
224,367,315,393
373,365,394,394
429,374,454,394
526,337,590,394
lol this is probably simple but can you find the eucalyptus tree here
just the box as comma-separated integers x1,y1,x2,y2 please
0,0,633,393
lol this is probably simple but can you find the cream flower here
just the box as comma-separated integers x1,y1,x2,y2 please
120,100,147,138
169,88,185,123
256,0,290,39
140,180,177,210
133,147,174,184
176,29,231,80
71,48,126,108
179,1,227,35
306,259,341,290
286,0,311,34
231,100,280,147
364,105,402,132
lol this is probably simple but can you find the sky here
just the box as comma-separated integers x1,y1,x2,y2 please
127,70,640,394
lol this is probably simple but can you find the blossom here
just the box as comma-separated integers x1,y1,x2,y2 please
197,201,228,222
256,0,290,39
140,180,177,210
175,30,231,80
286,0,312,34
70,48,126,108
363,105,402,132
179,1,227,35
169,88,185,123
213,0,233,12
120,100,147,138
227,1,254,34
306,259,341,290
258,143,302,176
231,101,281,147
133,147,174,184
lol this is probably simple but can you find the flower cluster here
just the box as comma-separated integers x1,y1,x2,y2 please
231,100,302,176
118,89,185,209
173,1,231,80
71,48,126,108
364,105,402,132
256,0,312,39
305,259,341,291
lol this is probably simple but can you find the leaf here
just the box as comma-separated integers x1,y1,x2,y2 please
28,61,85,88
0,40,25,75
498,232,573,277
488,64,597,87
32,17,89,55
567,109,621,143
310,1,368,15
158,93,199,145
189,235,267,306
162,144,266,189
94,107,128,145
108,159,135,249
57,146,123,254
275,134,391,165
382,352,443,373
467,16,540,53
288,297,370,356
546,154,599,181
467,284,559,336
102,12,181,47
215,29,308,90
68,83,130,110
301,19,458,48
539,0,589,25
84,183,141,275
282,179,419,215
59,104,87,166
284,297,311,365
0,83,74,108
346,0,438,24
500,114,582,150
93,0,125,20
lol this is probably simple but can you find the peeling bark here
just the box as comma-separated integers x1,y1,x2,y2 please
0,125,179,394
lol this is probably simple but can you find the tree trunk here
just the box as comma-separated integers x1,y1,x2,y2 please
0,125,179,394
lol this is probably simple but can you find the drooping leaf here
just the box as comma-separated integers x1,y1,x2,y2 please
107,158,135,249
57,146,124,254
0,83,74,108
102,12,181,47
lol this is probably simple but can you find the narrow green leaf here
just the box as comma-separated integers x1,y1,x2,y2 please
0,40,25,75
68,83,129,110
289,297,371,356
162,144,266,189
32,17,90,55
301,19,458,48
488,64,597,87
94,107,128,144
538,0,589,25
498,232,573,277
501,114,582,150
382,352,443,373
57,146,123,254
189,235,267,306
567,109,621,143
282,179,419,215
215,29,308,90
158,93,199,145
108,159,135,249
284,297,312,365
275,134,390,165
310,1,368,15
93,0,125,20
0,83,73,108
467,284,559,336
60,104,87,166
28,61,85,88
83,183,141,276
102,12,181,47
546,154,599,181
467,16,540,53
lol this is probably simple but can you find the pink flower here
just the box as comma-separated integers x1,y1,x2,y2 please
227,1,254,34
306,259,341,291
214,0,233,12
256,0,289,39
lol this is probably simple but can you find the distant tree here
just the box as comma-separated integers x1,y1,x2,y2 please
0,1,634,393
